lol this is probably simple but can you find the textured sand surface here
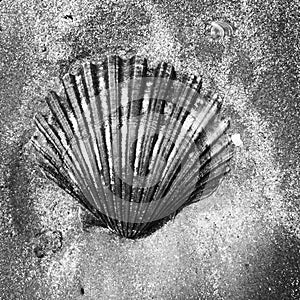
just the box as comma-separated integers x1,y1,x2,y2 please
0,0,299,299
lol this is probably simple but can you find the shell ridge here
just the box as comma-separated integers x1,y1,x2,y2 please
152,83,201,179
34,115,69,166
96,57,120,228
107,57,127,228
179,148,231,204
184,147,233,204
161,119,232,210
193,162,231,201
131,64,177,228
34,115,57,149
62,78,98,183
123,57,150,230
112,57,128,234
83,62,112,199
120,58,133,234
145,109,196,208
34,114,98,204
143,93,227,221
146,84,195,188
46,94,76,156
106,56,121,224
33,138,99,217
138,81,178,205
131,59,172,233
123,57,140,233
134,76,204,225
70,144,104,213
61,75,107,213
62,74,82,118
137,66,177,192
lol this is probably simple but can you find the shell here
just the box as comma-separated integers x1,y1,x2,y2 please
32,55,233,239
210,21,233,41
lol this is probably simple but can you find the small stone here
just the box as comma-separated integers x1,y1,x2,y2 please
80,287,84,295
231,133,243,147
63,14,73,21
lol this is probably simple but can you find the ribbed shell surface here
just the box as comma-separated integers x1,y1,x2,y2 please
32,56,233,239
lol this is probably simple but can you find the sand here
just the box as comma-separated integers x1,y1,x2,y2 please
0,0,299,299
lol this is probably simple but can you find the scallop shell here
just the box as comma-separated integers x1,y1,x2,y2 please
32,55,233,239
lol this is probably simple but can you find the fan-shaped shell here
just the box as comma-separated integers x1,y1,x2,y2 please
32,55,233,239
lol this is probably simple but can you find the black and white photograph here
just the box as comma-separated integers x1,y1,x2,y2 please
0,0,299,299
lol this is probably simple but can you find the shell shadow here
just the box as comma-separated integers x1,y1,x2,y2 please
4,132,39,237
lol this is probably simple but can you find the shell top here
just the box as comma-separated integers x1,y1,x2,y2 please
32,55,233,239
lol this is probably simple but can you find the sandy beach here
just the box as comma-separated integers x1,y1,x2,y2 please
0,0,299,299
